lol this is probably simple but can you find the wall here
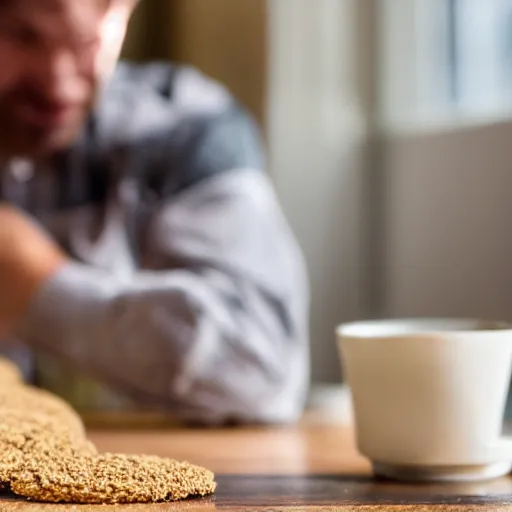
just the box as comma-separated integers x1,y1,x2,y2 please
169,0,267,126
383,121,512,320
121,1,150,61
267,0,376,384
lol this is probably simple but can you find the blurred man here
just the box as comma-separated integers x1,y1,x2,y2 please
0,0,309,424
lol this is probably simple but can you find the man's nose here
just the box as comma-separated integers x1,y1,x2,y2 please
35,48,89,104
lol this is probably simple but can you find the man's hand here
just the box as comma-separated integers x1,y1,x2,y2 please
0,204,68,337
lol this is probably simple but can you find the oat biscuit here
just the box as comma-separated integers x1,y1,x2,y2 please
0,409,95,489
0,386,86,438
0,358,23,385
10,452,216,504
0,360,216,504
0,411,96,456
0,442,23,483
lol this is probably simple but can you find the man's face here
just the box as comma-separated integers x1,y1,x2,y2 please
0,0,134,159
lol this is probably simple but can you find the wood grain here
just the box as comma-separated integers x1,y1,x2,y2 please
2,425,512,511
4,476,512,511
89,425,369,475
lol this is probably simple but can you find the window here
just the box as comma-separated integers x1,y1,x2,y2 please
380,0,512,131
447,0,512,114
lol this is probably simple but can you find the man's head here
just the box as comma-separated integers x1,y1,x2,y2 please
0,0,137,160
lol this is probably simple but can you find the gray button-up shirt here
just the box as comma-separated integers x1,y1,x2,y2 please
2,62,310,424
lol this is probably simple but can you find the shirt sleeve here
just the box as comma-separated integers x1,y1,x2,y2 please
18,157,310,423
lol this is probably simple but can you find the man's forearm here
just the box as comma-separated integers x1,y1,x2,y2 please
17,260,308,424
15,170,310,424
0,204,68,338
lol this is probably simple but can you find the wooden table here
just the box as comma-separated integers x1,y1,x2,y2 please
3,422,512,511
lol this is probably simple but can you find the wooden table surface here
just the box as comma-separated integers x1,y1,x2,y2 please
3,421,512,511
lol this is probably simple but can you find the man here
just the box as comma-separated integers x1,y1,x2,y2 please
0,0,309,424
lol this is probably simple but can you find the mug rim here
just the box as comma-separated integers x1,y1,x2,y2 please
336,317,512,339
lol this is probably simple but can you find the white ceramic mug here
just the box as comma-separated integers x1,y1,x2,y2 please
337,318,512,482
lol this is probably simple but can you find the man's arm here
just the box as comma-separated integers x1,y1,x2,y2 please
15,168,310,425
0,204,66,337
